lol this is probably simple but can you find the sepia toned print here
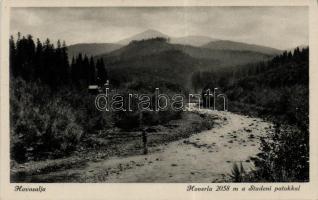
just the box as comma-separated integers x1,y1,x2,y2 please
8,6,309,184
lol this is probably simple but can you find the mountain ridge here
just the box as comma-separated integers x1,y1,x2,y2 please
96,38,273,67
117,29,169,45
67,43,122,60
202,40,282,55
68,29,282,59
170,35,218,47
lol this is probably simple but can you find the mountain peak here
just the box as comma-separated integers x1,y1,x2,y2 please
118,29,169,45
142,29,164,34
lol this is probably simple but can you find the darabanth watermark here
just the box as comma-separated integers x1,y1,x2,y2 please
94,85,228,112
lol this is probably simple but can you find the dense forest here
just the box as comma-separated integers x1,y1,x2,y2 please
197,47,308,127
9,33,107,89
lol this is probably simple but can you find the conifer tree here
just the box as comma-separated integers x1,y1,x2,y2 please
89,57,96,85
9,35,17,77
34,38,43,81
96,58,107,86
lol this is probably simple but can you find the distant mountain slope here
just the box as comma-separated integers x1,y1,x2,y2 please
67,43,122,60
95,38,274,90
106,38,173,60
100,38,272,68
69,30,280,62
202,40,282,55
175,44,273,67
117,29,217,47
97,38,219,89
117,29,169,45
170,36,218,47
106,49,206,90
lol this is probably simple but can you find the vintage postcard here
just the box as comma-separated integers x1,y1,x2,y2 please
0,0,318,199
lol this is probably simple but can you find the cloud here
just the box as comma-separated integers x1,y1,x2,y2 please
10,6,308,49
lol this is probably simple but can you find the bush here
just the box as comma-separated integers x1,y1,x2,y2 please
10,78,84,163
230,162,246,182
248,123,309,182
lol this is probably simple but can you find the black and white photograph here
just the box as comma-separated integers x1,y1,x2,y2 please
6,5,310,185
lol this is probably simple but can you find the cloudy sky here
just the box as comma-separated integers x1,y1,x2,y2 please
10,7,308,50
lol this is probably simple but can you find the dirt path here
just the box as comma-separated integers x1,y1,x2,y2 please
20,109,272,182
78,108,272,182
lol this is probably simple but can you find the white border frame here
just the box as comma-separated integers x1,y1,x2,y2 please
1,1,318,199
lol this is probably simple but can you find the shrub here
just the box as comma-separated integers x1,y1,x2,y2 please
248,123,309,182
230,162,245,182
10,78,84,162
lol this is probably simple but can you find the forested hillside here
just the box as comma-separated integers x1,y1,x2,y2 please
67,43,122,61
9,33,107,89
197,47,308,126
202,40,282,55
98,37,273,67
196,47,309,181
96,37,273,90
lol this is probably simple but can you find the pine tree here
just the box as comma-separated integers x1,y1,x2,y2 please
70,56,78,86
89,57,96,85
96,58,107,86
34,38,43,81
43,38,55,86
76,53,83,84
82,55,90,87
61,41,70,84
26,35,36,80
9,35,17,77
55,40,63,84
